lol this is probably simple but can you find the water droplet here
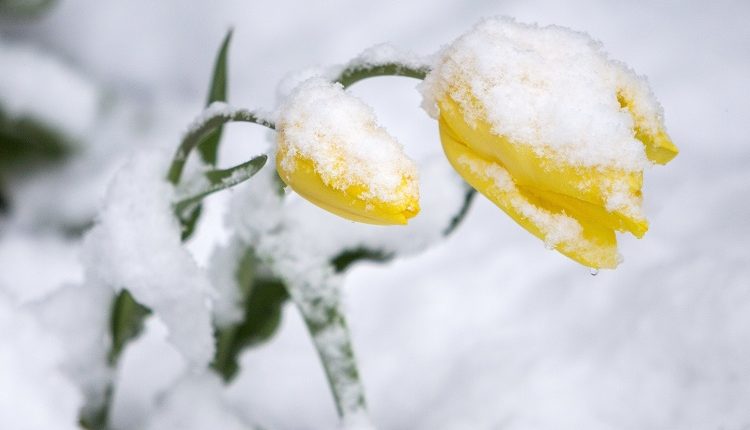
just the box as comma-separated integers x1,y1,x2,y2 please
589,268,599,276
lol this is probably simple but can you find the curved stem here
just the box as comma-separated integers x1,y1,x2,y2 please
334,63,430,89
167,104,275,185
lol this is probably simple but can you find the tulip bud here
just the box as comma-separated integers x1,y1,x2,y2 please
276,78,419,225
421,18,678,268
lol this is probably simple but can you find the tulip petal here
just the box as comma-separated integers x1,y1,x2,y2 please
438,96,648,238
520,186,648,238
276,148,418,226
440,118,619,268
616,90,678,165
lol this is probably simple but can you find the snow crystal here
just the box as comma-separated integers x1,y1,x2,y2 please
82,149,215,369
276,78,418,205
0,38,99,140
0,293,83,430
144,373,258,430
421,17,664,171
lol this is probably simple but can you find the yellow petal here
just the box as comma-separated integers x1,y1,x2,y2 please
438,95,648,238
617,90,679,165
440,118,619,269
276,147,419,226
522,186,648,238
275,78,420,226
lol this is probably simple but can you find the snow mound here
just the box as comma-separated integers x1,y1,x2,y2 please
0,293,83,430
82,150,215,369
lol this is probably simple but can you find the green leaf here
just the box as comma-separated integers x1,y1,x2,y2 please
78,385,113,430
108,289,151,365
330,247,394,273
0,0,56,18
179,205,202,242
197,28,233,166
0,184,8,215
211,249,289,382
0,113,74,216
0,110,72,169
203,153,266,185
174,154,267,227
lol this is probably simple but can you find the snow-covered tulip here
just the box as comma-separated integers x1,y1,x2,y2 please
421,18,678,269
276,78,419,225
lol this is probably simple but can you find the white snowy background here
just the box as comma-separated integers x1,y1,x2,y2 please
1,0,749,429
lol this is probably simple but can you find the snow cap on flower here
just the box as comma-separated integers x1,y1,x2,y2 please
421,17,678,269
276,78,419,225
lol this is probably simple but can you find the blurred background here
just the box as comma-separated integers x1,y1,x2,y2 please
1,0,749,429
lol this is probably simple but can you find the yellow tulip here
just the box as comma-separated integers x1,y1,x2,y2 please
424,18,678,269
276,78,419,225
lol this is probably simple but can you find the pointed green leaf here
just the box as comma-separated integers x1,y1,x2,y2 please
204,153,266,185
211,248,289,382
108,289,151,365
174,154,267,222
197,29,233,165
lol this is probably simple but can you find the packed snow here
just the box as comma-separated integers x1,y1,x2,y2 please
0,294,83,430
144,373,258,430
82,150,215,369
29,281,113,419
0,233,83,303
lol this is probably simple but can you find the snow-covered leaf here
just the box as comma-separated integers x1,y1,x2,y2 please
197,28,233,166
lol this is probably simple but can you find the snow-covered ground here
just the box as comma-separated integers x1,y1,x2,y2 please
1,0,749,429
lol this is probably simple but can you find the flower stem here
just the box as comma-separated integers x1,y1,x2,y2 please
166,106,275,185
335,63,430,89
286,277,369,421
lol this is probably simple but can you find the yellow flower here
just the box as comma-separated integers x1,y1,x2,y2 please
276,78,419,225
424,18,678,269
